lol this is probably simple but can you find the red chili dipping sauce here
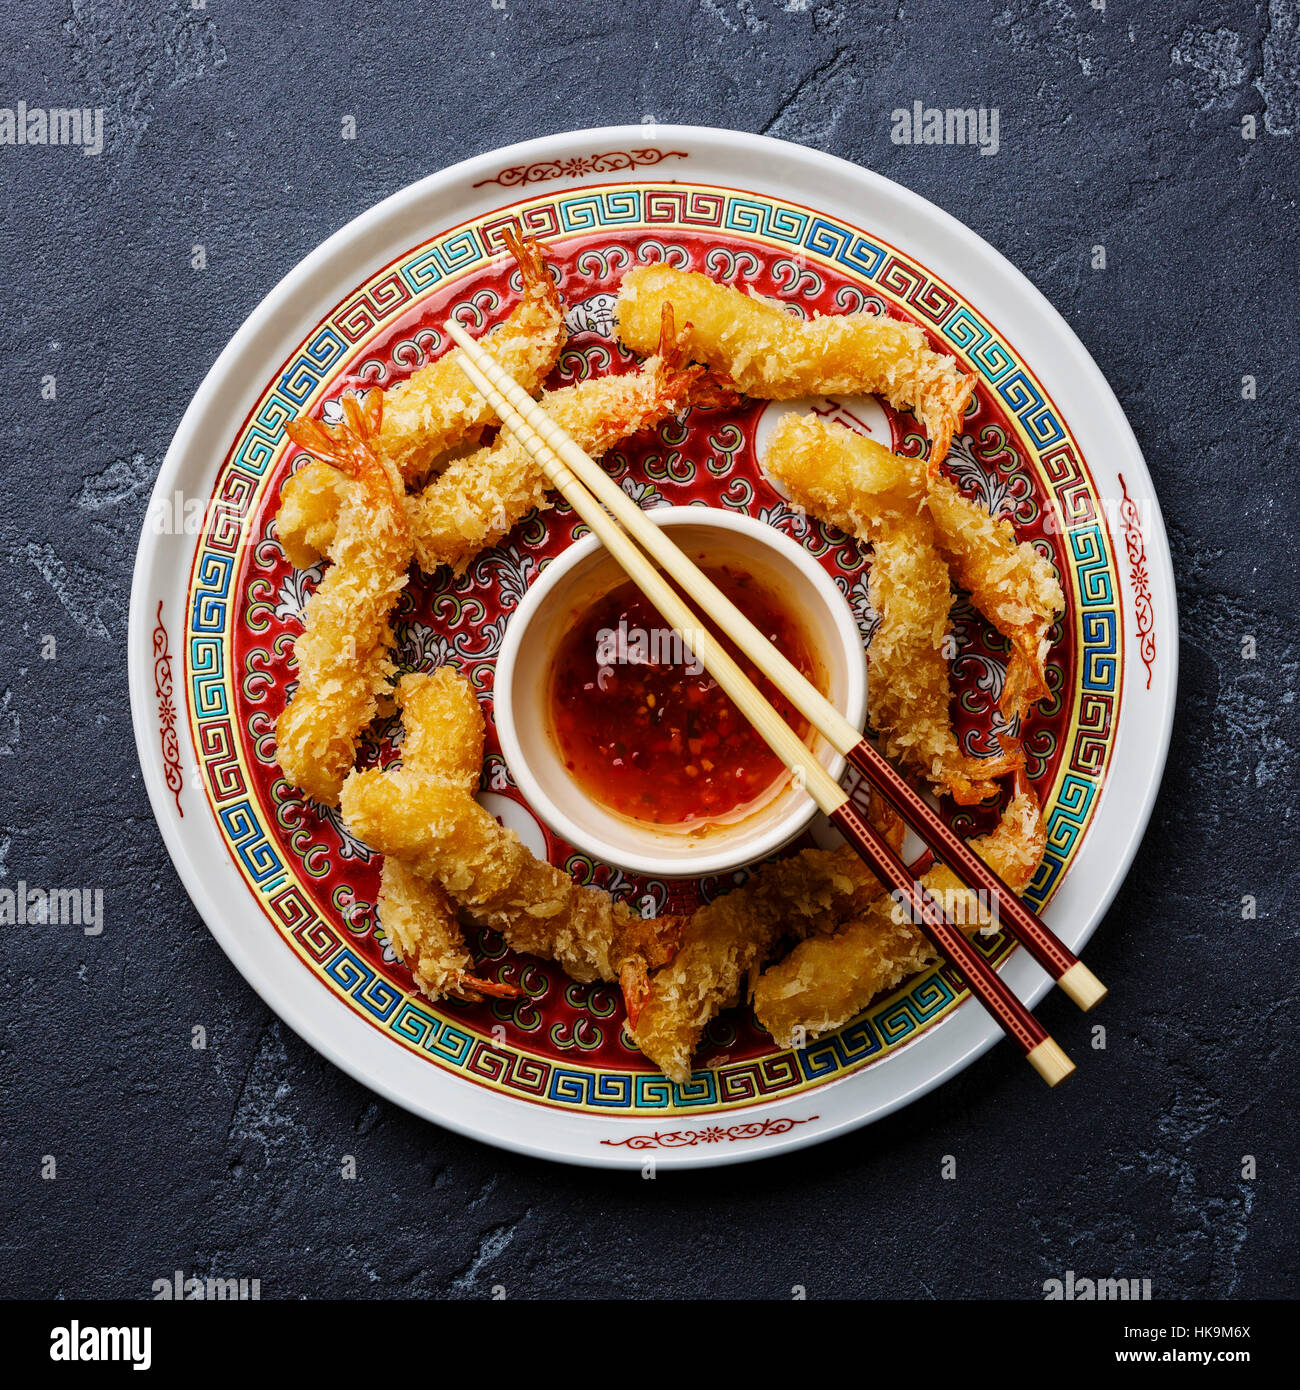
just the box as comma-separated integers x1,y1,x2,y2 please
548,566,818,829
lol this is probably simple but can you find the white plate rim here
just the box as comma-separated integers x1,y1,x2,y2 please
128,123,1178,1169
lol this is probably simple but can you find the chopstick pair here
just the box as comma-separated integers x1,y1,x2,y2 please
444,317,1101,1087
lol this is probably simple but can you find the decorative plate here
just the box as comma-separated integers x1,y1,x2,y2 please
129,126,1176,1168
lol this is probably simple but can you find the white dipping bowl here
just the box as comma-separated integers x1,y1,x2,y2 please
495,506,867,879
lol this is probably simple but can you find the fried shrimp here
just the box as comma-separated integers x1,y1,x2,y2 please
275,391,410,806
340,666,679,1021
374,671,521,1004
630,794,906,1083
394,667,483,785
276,460,349,569
377,860,521,1004
764,414,1019,803
377,229,566,485
926,476,1064,722
407,305,719,574
344,770,679,1020
615,264,975,463
752,777,1047,1047
869,527,1022,804
275,232,564,568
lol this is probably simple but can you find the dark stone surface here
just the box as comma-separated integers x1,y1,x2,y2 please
1,1,1295,1300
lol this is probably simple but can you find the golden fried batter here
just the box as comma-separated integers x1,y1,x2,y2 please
374,670,519,1003
378,860,517,1003
764,414,1017,803
340,667,679,1020
395,667,483,782
408,306,717,574
377,231,565,485
927,476,1064,722
752,779,1046,1046
615,264,974,462
275,392,409,806
275,232,564,568
274,238,564,800
629,794,905,1083
276,460,349,569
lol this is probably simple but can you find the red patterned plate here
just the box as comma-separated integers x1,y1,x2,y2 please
130,127,1175,1167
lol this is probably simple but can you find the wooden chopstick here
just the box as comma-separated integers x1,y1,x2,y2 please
442,316,1104,1013
444,317,1075,1087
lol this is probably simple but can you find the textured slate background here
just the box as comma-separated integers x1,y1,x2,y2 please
1,0,1296,1301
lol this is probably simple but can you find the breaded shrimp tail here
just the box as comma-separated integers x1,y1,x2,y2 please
630,798,906,1084
764,414,1018,804
615,264,975,464
926,477,1064,723
378,860,520,1003
752,777,1047,1047
275,391,410,806
407,304,730,575
377,229,566,485
275,232,565,567
375,670,520,1003
340,666,679,1019
342,768,678,1016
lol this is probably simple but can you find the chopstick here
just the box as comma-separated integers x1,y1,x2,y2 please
445,319,1105,1015
444,317,1076,1087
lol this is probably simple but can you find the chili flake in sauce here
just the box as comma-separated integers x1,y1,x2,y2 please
548,565,818,828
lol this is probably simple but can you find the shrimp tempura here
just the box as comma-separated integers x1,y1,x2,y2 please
394,666,483,783
339,669,679,1020
276,461,349,569
378,861,520,1005
764,414,1018,803
630,793,905,1083
376,670,520,1003
407,305,727,574
926,476,1064,722
379,230,566,485
275,391,410,806
615,264,974,463
752,778,1046,1046
276,232,565,567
